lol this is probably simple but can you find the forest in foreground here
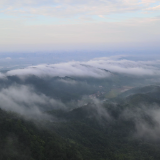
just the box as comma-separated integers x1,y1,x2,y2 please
1,83,160,160
1,58,160,160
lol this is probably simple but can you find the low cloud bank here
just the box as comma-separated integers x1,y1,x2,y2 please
4,56,160,79
1,56,160,129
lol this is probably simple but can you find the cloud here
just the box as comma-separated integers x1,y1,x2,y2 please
6,61,111,79
86,57,160,76
6,57,11,60
146,5,160,11
121,104,160,140
68,96,111,121
6,57,160,79
0,0,159,17
0,84,65,120
0,1,160,52
0,72,6,79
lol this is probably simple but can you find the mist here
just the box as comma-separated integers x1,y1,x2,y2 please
0,84,65,121
0,56,160,138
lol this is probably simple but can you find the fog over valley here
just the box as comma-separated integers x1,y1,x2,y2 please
1,0,160,158
0,55,160,159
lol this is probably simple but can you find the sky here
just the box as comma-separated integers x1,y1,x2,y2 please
0,0,160,53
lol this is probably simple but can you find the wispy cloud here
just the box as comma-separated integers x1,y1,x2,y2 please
0,0,159,17
0,84,65,120
122,104,160,140
146,4,160,11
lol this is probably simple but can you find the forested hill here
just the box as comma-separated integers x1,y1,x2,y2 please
1,85,160,160
0,108,87,160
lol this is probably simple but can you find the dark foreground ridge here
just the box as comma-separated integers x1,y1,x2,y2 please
1,85,160,159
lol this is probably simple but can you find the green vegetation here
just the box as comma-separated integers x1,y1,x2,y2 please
1,76,160,160
0,109,87,160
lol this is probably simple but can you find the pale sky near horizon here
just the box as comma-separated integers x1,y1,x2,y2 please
0,0,160,52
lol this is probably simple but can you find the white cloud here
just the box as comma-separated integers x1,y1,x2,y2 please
6,57,160,79
6,61,111,79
